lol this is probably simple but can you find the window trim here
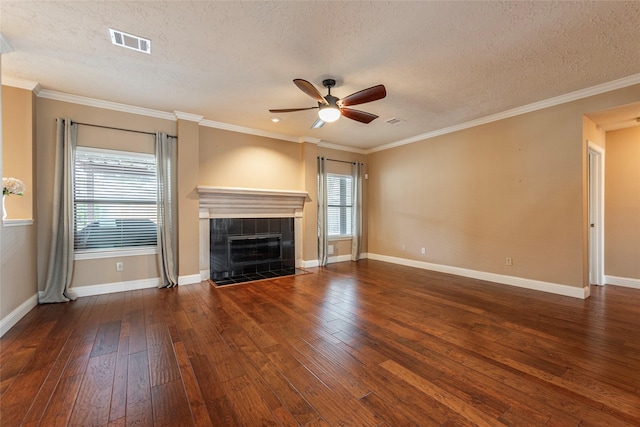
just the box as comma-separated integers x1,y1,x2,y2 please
74,246,158,261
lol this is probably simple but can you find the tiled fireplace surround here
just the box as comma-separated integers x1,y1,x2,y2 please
198,186,310,281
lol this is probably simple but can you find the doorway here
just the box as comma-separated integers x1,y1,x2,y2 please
588,142,605,286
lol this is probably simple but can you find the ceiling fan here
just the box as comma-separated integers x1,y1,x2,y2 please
269,78,386,129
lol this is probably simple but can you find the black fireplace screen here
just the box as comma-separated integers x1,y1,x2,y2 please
228,235,282,265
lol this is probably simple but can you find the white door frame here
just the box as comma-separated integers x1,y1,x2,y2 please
588,141,605,286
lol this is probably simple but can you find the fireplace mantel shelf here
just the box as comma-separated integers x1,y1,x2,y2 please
197,186,310,219
198,186,310,200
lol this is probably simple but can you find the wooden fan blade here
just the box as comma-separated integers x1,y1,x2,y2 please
311,118,326,129
339,85,386,107
269,107,318,113
340,108,378,124
294,79,328,105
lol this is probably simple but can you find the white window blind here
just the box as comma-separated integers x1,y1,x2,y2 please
327,174,353,237
74,147,158,251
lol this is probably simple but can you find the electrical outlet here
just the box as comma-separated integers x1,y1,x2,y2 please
506,257,513,266
328,245,334,255
421,247,426,255
116,262,124,271
402,245,406,252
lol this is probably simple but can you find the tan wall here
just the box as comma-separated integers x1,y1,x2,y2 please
583,116,606,150
1,225,37,318
1,85,38,319
177,119,200,278
301,142,318,262
2,86,34,219
368,84,640,289
199,127,303,190
605,126,640,279
36,98,175,290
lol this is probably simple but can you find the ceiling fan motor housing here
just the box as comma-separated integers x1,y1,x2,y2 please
322,79,337,89
322,94,339,107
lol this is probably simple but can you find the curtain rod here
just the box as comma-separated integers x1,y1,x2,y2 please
319,157,364,165
71,121,177,139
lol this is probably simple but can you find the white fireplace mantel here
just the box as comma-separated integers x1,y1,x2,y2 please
197,185,310,218
197,186,310,280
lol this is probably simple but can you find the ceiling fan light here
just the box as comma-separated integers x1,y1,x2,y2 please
318,106,341,122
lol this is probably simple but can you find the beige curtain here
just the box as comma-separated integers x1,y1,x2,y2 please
317,157,328,266
351,162,363,261
156,132,178,287
40,118,78,303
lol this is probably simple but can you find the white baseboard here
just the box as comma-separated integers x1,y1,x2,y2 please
303,252,368,268
178,274,202,286
301,256,351,267
71,278,161,297
367,253,589,299
0,293,38,337
200,269,210,281
45,274,205,300
328,254,353,264
606,275,640,289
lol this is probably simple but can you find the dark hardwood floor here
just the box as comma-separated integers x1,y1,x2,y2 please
1,259,639,426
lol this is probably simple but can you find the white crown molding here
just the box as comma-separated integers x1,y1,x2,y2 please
0,32,13,54
174,111,204,122
601,120,640,132
368,72,640,154
37,89,176,121
318,140,368,154
200,118,302,143
299,137,368,155
1,76,41,94
299,136,321,144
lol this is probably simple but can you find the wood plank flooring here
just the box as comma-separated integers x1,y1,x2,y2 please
1,259,639,426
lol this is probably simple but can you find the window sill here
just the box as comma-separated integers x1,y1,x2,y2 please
328,236,353,242
75,247,158,260
2,218,34,227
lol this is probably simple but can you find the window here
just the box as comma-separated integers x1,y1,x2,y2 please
74,147,157,253
327,174,353,237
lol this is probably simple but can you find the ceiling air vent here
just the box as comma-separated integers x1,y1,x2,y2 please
385,117,405,125
109,28,151,54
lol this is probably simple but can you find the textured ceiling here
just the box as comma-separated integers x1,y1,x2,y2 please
2,1,640,150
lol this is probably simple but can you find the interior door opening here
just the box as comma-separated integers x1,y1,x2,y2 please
588,142,605,286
